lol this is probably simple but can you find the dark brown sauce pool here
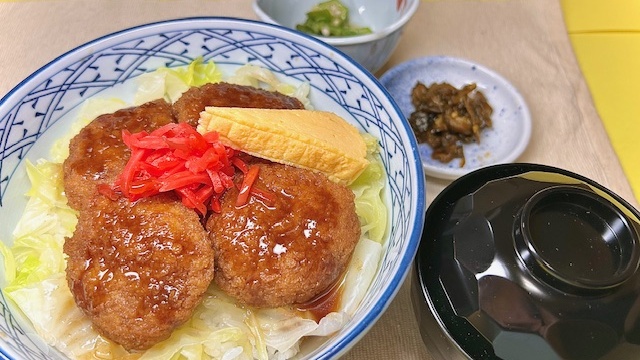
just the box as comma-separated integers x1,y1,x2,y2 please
296,274,345,322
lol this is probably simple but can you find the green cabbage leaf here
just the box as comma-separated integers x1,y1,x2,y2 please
351,135,388,243
2,160,76,293
134,57,223,105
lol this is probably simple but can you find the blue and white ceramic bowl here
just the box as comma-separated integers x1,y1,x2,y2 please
0,17,425,359
253,0,419,74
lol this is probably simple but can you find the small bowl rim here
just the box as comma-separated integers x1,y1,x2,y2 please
252,0,420,45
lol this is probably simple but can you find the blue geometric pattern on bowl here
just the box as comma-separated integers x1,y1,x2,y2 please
0,17,425,360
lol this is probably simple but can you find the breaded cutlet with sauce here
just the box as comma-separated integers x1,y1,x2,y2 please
173,82,304,127
62,99,214,350
206,160,361,308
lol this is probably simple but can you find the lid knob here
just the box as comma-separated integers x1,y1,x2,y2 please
515,185,640,293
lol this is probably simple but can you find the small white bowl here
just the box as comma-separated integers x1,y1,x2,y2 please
380,56,532,180
253,0,419,74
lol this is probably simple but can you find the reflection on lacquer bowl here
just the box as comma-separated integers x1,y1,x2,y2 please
0,17,425,360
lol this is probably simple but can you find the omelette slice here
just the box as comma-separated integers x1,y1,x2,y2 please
198,107,369,185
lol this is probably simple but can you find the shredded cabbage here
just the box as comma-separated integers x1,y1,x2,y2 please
135,57,224,105
0,60,387,360
350,134,389,243
2,160,76,293
225,65,312,110
6,274,131,359
339,238,383,316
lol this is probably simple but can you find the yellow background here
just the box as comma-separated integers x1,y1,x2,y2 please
561,0,640,202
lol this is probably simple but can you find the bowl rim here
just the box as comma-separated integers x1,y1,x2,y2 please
0,16,427,360
252,0,420,46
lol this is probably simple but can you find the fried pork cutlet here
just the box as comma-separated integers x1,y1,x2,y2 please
205,161,361,308
62,99,214,350
64,194,214,350
172,82,305,127
62,99,174,211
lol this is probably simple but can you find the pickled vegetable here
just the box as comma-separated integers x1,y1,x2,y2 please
296,0,372,37
409,82,493,167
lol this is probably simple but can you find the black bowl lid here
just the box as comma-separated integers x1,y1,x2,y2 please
413,163,640,360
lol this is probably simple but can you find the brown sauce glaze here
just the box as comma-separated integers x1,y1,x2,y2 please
62,99,174,211
173,82,305,127
206,161,360,309
64,194,214,350
296,274,346,322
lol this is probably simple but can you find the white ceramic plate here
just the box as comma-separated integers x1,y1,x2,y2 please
379,56,532,180
0,17,426,360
